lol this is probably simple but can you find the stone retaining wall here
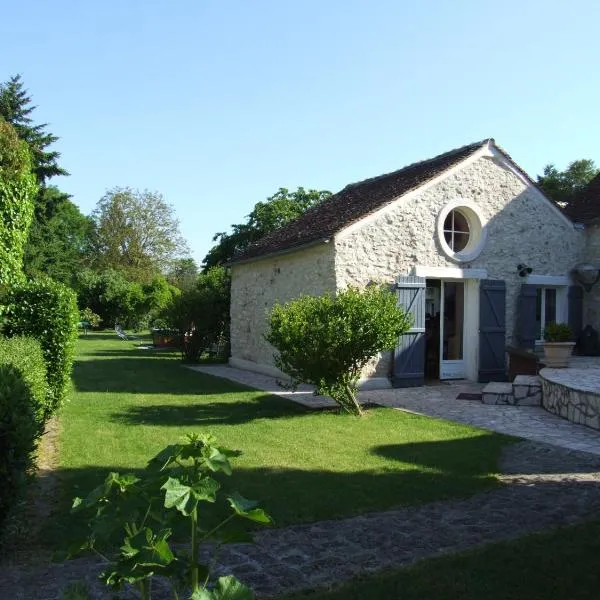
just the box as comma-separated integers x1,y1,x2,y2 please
541,368,600,431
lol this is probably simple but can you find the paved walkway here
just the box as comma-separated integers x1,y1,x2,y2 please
190,365,600,456
187,364,336,408
3,442,600,599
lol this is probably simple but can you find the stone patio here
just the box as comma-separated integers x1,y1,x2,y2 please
190,365,600,456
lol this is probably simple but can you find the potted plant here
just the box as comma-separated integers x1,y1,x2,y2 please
543,322,575,368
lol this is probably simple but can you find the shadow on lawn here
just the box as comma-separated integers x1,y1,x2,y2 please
43,440,501,550
110,394,307,426
43,439,600,554
372,438,514,474
71,356,264,396
82,349,181,358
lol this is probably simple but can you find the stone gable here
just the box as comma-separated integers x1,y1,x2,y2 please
333,155,583,378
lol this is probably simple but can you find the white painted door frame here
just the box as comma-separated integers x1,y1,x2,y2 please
439,280,465,380
415,267,480,382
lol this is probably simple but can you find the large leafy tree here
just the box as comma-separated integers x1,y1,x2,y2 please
203,187,330,269
166,257,199,291
537,160,599,209
90,187,189,281
24,187,93,285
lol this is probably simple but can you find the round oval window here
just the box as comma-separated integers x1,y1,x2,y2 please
443,209,470,252
437,201,486,262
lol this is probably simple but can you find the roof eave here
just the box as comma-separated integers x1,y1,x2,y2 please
229,237,332,267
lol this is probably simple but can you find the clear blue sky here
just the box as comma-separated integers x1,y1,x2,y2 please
1,1,598,265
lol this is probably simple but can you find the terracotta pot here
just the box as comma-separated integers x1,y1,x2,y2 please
543,342,575,368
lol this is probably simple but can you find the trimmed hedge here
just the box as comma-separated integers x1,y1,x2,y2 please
4,279,79,415
0,336,48,526
0,119,37,288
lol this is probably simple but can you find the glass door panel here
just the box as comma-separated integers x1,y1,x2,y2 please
440,280,466,380
442,282,464,360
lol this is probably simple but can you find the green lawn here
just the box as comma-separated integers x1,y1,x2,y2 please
49,332,512,543
279,518,600,600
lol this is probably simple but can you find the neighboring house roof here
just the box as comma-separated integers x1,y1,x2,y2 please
566,173,600,224
232,137,555,263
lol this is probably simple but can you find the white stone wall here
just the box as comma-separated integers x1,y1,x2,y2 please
582,224,600,331
230,244,336,369
334,156,584,376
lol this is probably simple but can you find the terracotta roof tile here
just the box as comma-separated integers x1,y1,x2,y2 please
234,139,491,262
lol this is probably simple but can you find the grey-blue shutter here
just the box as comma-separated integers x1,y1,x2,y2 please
568,285,584,339
516,284,538,350
479,280,507,382
392,276,425,387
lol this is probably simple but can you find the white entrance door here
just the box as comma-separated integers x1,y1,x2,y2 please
439,280,466,380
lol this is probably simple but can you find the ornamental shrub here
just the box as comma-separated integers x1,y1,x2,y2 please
543,322,574,342
4,279,79,415
266,285,412,416
162,266,230,361
0,119,37,288
79,307,101,329
0,336,48,528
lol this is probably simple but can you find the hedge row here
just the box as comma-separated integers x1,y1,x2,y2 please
0,336,48,527
4,278,80,416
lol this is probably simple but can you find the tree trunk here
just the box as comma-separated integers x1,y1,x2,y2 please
344,383,363,416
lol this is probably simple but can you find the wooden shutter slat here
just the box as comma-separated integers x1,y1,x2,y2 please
393,275,426,387
516,284,538,350
479,279,507,382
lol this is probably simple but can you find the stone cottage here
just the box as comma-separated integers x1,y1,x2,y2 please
229,139,597,388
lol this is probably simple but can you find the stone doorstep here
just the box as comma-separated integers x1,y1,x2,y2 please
482,381,514,405
482,377,542,406
512,375,542,406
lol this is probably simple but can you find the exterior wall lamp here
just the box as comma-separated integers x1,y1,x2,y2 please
572,263,600,292
517,264,532,277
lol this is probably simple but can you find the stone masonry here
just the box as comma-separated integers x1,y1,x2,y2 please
230,243,336,369
541,367,600,431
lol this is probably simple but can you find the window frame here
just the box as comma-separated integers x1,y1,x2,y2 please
535,286,569,343
437,200,487,263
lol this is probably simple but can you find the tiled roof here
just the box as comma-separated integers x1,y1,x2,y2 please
566,173,600,224
233,139,491,262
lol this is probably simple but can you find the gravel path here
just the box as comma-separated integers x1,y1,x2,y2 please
3,441,600,599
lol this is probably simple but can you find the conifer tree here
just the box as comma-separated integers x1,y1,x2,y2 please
0,74,68,184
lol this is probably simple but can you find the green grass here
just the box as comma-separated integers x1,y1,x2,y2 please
50,332,512,544
279,518,600,600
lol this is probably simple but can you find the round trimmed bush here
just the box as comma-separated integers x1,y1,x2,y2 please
266,285,412,415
